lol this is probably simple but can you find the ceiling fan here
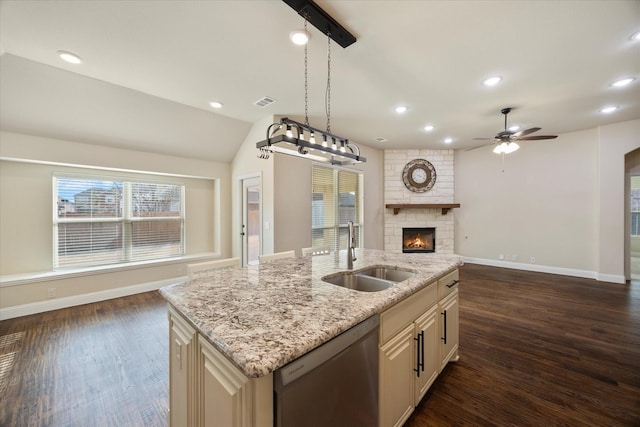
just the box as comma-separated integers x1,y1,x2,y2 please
468,107,557,154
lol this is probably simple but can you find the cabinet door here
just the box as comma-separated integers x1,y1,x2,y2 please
439,289,459,370
379,324,415,427
414,305,439,403
169,308,197,427
199,335,252,427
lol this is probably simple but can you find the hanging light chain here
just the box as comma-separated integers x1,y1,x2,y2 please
303,17,310,127
326,31,331,133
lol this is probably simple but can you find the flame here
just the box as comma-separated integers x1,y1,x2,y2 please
404,233,430,249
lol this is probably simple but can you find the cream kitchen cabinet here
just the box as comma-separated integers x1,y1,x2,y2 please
378,280,439,427
169,306,198,427
437,269,460,369
198,334,273,427
168,306,273,427
379,323,415,427
379,269,460,427
414,305,439,401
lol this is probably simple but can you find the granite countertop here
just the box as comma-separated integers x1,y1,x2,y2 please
160,248,463,378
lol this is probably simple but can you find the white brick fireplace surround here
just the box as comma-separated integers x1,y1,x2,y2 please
384,149,456,254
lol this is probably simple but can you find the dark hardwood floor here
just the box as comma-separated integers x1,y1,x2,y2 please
0,291,169,427
406,265,640,427
1,264,638,426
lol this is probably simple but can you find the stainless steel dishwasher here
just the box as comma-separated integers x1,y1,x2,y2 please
274,315,379,427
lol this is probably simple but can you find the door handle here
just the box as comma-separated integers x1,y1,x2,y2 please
446,279,459,288
441,310,447,344
420,330,425,372
414,331,424,377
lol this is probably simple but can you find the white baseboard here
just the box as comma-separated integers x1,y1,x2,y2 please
595,272,627,284
0,276,186,321
463,257,626,284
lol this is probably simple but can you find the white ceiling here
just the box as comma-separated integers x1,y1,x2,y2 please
1,0,639,162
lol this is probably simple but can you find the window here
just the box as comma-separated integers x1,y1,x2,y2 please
54,176,184,268
311,165,363,252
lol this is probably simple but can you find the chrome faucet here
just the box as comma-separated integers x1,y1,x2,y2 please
347,220,357,269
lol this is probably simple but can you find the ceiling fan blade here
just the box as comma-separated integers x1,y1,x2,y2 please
472,137,493,140
512,127,541,138
517,135,558,141
465,142,495,151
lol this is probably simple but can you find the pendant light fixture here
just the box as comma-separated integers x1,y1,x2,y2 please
256,2,365,166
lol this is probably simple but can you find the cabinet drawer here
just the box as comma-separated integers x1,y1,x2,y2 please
438,269,459,299
380,282,437,345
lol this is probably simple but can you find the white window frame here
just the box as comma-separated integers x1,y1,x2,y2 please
311,164,364,252
53,174,185,269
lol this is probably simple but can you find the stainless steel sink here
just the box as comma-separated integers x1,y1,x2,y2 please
322,273,395,292
322,266,417,292
357,267,416,283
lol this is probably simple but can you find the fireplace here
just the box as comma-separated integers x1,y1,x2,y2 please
402,227,435,253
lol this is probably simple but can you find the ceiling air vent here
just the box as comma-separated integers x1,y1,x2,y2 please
254,96,276,108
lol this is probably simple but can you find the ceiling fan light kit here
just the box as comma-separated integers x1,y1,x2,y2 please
469,107,558,155
493,141,519,154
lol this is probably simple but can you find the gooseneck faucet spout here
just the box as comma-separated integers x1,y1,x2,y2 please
347,220,357,269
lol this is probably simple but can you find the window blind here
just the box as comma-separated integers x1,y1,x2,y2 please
311,165,363,252
54,177,184,268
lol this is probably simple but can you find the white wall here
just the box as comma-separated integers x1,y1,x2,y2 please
274,152,312,254
0,131,232,316
598,119,640,282
231,116,275,258
455,119,640,283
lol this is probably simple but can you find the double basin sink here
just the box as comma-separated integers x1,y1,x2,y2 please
322,266,416,292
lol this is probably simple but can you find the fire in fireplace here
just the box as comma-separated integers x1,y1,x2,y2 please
402,227,435,253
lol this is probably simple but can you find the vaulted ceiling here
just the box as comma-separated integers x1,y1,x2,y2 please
1,0,638,162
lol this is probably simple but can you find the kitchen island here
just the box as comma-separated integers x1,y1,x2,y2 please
160,249,463,427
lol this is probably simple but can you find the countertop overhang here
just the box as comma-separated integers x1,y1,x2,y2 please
160,249,463,378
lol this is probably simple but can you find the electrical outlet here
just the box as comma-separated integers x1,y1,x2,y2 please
530,257,536,264
47,288,56,298
499,254,504,260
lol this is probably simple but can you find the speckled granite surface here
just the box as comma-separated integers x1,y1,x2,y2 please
160,249,462,378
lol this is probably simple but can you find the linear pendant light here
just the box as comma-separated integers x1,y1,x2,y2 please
256,1,365,166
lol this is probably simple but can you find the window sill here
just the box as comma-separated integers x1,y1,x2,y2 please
0,252,220,287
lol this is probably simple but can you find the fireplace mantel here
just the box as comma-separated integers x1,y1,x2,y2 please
386,203,461,215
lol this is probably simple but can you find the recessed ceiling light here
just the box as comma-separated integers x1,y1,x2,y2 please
630,31,640,42
209,101,223,109
423,125,435,132
395,106,408,114
600,105,618,114
58,50,83,64
444,137,453,144
482,76,502,87
611,77,636,88
289,30,310,45
374,137,387,143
